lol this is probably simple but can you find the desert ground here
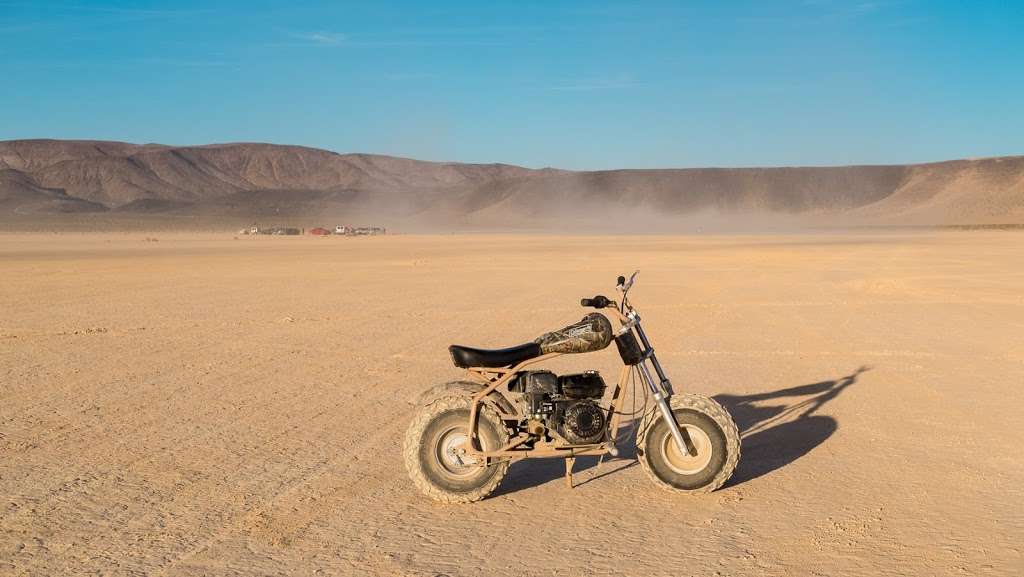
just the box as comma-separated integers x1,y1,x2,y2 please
1,231,1022,576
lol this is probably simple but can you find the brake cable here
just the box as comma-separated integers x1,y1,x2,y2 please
585,364,651,483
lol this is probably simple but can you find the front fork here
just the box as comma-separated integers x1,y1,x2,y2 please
633,318,696,456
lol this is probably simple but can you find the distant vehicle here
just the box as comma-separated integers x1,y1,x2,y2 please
334,225,385,236
248,226,301,235
309,227,332,236
353,227,386,236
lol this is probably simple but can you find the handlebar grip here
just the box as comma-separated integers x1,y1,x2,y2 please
581,295,610,308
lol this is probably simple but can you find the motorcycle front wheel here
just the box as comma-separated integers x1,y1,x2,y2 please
637,393,740,493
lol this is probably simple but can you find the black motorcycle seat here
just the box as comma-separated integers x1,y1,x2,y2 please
448,342,542,369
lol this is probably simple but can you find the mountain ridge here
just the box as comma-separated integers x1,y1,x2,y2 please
2,139,1022,226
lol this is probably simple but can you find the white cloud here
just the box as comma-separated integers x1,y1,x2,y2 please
299,31,346,46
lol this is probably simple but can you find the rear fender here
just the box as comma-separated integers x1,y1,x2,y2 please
411,380,517,417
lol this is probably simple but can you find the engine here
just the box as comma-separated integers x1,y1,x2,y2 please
557,401,606,444
509,370,608,445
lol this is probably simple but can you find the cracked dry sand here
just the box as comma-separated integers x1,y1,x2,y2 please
1,232,1022,576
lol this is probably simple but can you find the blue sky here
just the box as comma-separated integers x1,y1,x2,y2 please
1,1,1021,169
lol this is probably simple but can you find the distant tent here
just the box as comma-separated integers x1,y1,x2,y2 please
309,227,332,236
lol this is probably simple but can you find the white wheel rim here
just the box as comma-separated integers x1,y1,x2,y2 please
662,425,713,475
435,427,480,476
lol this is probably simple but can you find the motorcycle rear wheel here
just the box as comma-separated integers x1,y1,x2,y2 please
637,393,740,493
404,395,510,503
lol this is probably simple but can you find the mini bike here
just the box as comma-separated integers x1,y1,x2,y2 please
404,272,740,502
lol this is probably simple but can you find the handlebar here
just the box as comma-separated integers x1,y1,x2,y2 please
583,271,639,309
616,270,639,292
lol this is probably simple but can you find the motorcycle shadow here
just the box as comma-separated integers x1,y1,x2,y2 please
717,365,868,487
493,366,868,496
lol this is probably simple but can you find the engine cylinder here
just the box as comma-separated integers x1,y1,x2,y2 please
558,371,606,399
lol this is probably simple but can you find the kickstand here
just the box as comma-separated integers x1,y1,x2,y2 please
564,456,576,489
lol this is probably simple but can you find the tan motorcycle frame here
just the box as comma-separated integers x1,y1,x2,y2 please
456,303,638,485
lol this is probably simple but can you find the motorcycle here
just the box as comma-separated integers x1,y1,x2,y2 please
404,272,740,503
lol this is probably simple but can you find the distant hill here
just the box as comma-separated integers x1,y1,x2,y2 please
2,139,1022,227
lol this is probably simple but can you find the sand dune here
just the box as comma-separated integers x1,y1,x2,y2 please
1,139,1022,226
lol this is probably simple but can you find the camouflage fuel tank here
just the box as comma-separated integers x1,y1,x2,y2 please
534,313,613,355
